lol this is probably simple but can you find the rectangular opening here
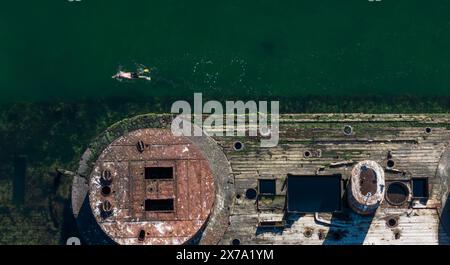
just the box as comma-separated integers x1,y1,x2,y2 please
259,221,285,228
287,174,342,213
145,167,173,180
412,178,429,198
258,179,276,195
144,199,174,211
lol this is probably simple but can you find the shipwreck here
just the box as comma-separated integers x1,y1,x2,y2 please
71,113,450,245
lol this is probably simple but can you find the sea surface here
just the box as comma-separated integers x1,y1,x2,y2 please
1,0,450,108
1,0,450,244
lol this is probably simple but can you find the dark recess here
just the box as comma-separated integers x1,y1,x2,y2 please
144,199,174,211
287,174,342,213
245,188,257,200
259,179,276,195
144,167,173,180
412,178,429,198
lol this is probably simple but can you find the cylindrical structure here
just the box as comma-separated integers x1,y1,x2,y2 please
88,128,216,245
348,160,385,215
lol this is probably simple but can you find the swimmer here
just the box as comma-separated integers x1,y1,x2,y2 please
112,67,152,81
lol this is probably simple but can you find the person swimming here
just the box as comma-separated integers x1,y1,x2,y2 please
112,66,152,81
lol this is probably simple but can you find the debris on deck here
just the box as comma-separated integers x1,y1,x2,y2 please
72,113,450,245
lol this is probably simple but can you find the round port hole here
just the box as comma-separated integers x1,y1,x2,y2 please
245,188,257,200
304,229,313,238
101,186,111,196
233,141,244,151
386,182,410,206
386,218,398,228
304,151,311,158
343,125,353,135
387,160,395,168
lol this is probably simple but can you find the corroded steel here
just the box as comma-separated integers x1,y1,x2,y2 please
88,128,215,245
348,160,386,215
71,113,450,245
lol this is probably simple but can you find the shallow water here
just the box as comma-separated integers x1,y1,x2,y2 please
3,1,450,244
2,0,450,107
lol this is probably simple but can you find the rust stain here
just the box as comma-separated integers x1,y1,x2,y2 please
88,128,215,245
348,160,386,215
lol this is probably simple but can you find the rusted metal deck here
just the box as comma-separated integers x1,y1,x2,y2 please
72,113,450,245
88,129,215,245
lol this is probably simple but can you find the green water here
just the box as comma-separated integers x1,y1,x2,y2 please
2,0,450,105
2,0,450,244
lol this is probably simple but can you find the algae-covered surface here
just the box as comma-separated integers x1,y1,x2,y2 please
1,0,450,244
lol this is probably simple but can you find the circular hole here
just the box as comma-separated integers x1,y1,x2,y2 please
386,218,398,228
236,194,241,199
245,188,257,200
233,141,244,151
425,127,432,134
387,160,395,168
231,239,241,245
101,186,111,196
304,229,313,238
386,182,410,206
138,229,146,241
304,151,311,158
343,125,353,135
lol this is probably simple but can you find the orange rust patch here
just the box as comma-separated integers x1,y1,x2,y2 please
89,128,215,245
